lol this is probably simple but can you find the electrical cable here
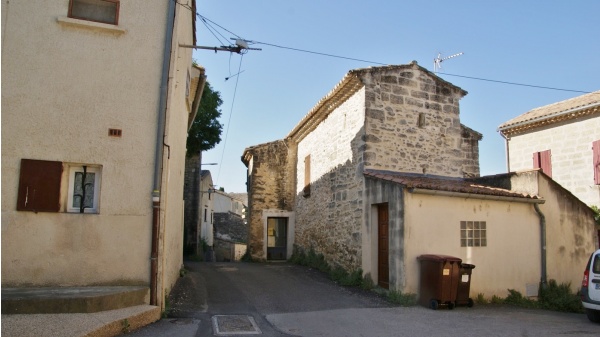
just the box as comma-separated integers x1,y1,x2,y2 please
198,16,227,46
251,40,388,66
197,14,242,40
214,53,244,186
195,14,592,94
437,72,592,94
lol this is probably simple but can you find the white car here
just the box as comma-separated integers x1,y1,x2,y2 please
581,249,600,323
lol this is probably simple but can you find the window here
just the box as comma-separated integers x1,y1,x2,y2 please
460,221,487,247
17,159,101,214
67,165,101,213
204,208,207,222
68,0,120,25
533,150,552,177
303,155,311,197
17,159,62,213
593,140,600,185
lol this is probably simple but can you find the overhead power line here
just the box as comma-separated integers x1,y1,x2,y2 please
437,72,592,94
195,14,591,94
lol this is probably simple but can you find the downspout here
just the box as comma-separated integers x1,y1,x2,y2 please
499,131,511,172
151,0,176,306
533,203,548,289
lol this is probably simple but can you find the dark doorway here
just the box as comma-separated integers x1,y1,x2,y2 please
267,217,288,260
378,203,389,289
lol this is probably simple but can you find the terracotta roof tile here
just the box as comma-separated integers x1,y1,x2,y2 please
499,91,600,133
364,169,540,200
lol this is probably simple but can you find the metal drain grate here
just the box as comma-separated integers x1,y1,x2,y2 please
211,315,262,335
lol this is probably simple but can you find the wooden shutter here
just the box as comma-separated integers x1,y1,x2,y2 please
303,155,311,197
533,150,552,178
17,159,62,212
593,140,600,185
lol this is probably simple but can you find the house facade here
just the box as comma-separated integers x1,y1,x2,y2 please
498,91,600,207
199,170,215,247
243,62,598,298
1,0,199,309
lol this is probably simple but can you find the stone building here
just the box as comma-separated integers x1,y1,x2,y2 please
213,191,248,261
242,62,598,298
498,91,600,207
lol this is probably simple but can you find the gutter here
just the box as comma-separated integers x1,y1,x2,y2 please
498,102,600,134
151,0,176,306
409,188,545,204
188,67,206,131
534,203,548,288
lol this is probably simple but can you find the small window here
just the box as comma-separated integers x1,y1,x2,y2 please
204,208,207,222
460,221,487,247
68,0,120,25
303,155,311,197
67,165,101,213
533,150,552,177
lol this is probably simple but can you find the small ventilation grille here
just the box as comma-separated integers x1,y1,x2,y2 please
108,128,122,137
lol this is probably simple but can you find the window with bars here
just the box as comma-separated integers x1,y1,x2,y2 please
460,221,487,247
67,166,101,213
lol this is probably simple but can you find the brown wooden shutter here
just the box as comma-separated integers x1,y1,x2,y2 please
593,140,600,185
17,159,62,212
533,150,552,178
303,155,311,197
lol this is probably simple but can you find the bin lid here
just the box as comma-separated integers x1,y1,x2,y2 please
461,263,476,269
417,254,462,263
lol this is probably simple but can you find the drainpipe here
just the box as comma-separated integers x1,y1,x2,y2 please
499,131,511,172
151,0,176,306
533,203,548,289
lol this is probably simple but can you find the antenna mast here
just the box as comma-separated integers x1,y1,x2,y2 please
433,52,463,72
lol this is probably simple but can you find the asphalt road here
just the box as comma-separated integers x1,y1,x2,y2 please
128,261,599,337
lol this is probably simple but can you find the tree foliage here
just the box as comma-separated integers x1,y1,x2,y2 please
187,82,223,156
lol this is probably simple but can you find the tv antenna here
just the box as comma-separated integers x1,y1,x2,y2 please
433,52,463,72
179,38,261,54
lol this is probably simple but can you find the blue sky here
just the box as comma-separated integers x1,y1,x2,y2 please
194,1,599,193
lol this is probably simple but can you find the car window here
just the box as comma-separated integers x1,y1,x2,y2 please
593,254,600,274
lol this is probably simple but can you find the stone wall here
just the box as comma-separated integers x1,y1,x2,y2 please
183,154,200,254
295,90,366,270
245,140,296,260
361,63,479,178
214,211,247,243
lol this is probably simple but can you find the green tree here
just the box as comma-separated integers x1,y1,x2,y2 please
187,82,223,155
591,205,600,225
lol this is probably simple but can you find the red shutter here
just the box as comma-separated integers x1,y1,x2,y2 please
533,152,541,169
533,150,552,178
593,140,600,185
17,159,62,212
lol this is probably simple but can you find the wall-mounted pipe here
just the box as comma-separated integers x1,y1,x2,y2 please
534,203,548,288
151,0,176,306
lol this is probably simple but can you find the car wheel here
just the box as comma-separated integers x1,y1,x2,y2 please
585,309,600,323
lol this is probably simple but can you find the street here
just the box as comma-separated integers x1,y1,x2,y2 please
128,261,598,337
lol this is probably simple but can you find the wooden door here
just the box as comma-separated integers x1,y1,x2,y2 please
378,203,389,289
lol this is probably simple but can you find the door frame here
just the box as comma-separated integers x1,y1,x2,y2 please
262,209,295,260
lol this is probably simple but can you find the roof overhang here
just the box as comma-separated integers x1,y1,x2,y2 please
499,102,600,137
